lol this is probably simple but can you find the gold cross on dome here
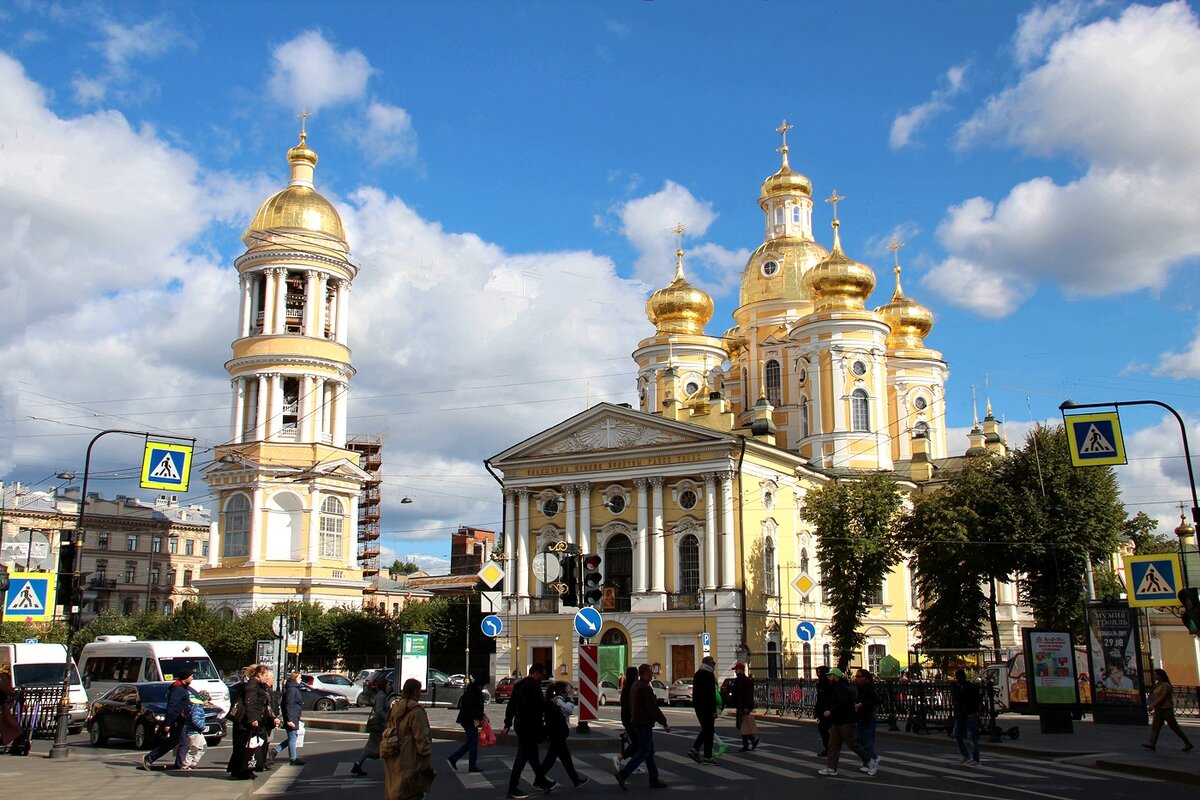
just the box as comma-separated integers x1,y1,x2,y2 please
297,107,310,138
825,189,845,221
889,237,905,267
668,222,688,252
775,118,793,153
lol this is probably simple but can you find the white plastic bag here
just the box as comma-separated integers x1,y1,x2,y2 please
248,735,265,749
294,721,305,749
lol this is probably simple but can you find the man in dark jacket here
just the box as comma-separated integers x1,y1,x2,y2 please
732,662,759,751
688,656,719,764
813,664,832,755
142,668,194,770
447,676,486,772
501,663,553,799
271,672,305,765
615,663,670,789
952,669,982,766
818,668,872,777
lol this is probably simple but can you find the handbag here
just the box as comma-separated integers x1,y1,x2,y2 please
479,718,496,748
380,723,401,759
739,714,758,737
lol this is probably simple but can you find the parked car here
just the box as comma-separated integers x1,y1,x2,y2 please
493,676,517,704
721,677,736,708
649,679,669,705
301,672,362,704
668,677,694,706
86,682,225,748
360,667,490,708
597,680,619,706
295,682,351,712
448,673,467,686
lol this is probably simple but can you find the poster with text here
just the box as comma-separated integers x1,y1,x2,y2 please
1084,602,1147,724
1022,629,1079,705
399,631,430,690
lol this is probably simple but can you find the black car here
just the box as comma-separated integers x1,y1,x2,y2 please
293,682,351,712
86,682,225,749
360,668,489,708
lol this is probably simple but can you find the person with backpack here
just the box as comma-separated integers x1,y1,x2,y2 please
381,679,436,800
951,669,982,766
142,668,194,770
178,693,209,769
501,663,554,800
688,656,719,764
540,681,589,788
271,672,305,766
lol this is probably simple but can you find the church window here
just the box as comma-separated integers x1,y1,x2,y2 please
542,497,560,517
774,207,783,225
800,547,809,575
792,206,801,224
679,489,697,510
800,397,810,438
679,534,700,594
761,259,779,277
224,494,250,557
685,380,700,396
320,496,344,559
606,494,625,514
851,389,870,432
765,359,781,406
851,359,867,376
764,537,776,595
913,395,928,410
282,378,300,431
914,421,929,438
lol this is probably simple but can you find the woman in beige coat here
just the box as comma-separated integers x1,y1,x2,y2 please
1143,668,1193,751
382,678,436,800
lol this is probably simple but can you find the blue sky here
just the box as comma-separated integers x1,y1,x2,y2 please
3,0,1200,572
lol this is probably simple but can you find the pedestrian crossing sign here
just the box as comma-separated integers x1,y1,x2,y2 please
1064,412,1126,467
140,440,193,491
1124,553,1182,607
4,571,57,622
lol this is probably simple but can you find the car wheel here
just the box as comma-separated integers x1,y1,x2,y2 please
134,721,152,749
315,698,335,712
88,722,108,747
599,693,607,706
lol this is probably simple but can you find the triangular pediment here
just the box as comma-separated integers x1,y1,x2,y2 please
491,403,733,463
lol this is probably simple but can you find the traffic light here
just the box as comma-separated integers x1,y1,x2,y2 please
561,554,579,607
1180,588,1200,635
581,554,603,607
56,529,79,606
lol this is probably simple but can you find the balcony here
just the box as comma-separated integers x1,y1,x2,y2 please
666,592,701,611
89,578,117,591
529,597,560,614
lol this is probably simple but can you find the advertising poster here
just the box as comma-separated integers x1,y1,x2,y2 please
399,631,430,690
1084,602,1147,724
1022,629,1079,705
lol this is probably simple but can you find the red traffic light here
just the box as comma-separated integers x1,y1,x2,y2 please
583,554,602,571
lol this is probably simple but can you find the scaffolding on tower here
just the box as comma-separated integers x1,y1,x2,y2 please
348,434,383,576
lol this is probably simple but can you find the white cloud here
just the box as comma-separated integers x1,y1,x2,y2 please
1012,0,1091,68
97,17,179,67
1118,416,1200,534
616,181,717,284
358,101,418,165
928,1,1200,316
268,30,373,111
889,63,969,150
1153,325,1200,378
920,256,1030,319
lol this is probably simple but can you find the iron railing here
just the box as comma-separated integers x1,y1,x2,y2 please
8,685,65,741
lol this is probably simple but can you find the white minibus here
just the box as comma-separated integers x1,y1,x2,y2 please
78,636,230,712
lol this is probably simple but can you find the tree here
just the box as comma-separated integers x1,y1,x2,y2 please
389,559,421,576
1123,511,1178,555
1004,425,1125,635
801,472,906,669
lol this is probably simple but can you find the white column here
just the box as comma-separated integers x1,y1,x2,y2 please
505,491,517,606
273,269,287,334
578,483,591,554
248,485,264,564
721,472,736,589
239,275,252,337
334,381,349,447
651,477,665,593
262,270,277,334
320,381,332,438
268,373,283,440
297,375,312,443
703,474,718,590
336,282,350,343
308,487,322,563
345,494,359,569
517,490,531,600
565,485,577,547
635,479,649,594
230,378,243,443
254,375,268,441
317,274,330,339
305,271,319,337
207,520,219,568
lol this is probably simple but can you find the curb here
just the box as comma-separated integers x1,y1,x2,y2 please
1094,758,1200,786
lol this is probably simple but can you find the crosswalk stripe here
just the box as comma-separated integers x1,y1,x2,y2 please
656,751,753,780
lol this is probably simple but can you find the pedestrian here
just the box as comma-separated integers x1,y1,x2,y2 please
951,668,981,766
501,662,555,799
142,668,194,770
0,663,23,748
540,680,589,787
352,675,394,777
817,667,873,776
253,668,282,773
613,666,640,772
446,675,485,773
1143,668,1193,751
853,669,880,774
614,663,671,790
731,662,759,751
178,693,209,769
382,678,436,800
225,664,258,779
271,672,305,766
813,665,832,756
688,656,719,764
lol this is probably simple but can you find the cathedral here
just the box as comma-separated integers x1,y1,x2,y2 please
194,128,371,613
487,123,1015,684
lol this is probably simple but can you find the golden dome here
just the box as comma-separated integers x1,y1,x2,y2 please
722,326,746,360
243,132,346,245
804,220,876,312
758,145,812,207
875,264,934,349
739,236,829,307
646,249,714,335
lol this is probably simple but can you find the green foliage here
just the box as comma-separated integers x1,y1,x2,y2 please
1123,511,1178,554
1,619,67,645
1004,425,1125,635
801,472,905,668
389,559,421,575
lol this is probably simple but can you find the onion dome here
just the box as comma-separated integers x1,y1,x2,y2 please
243,130,346,245
804,215,875,313
722,326,747,360
646,248,714,335
875,264,933,349
740,238,829,307
758,142,812,208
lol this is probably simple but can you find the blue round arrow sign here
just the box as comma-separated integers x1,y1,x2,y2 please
796,621,816,642
481,614,504,638
574,607,603,639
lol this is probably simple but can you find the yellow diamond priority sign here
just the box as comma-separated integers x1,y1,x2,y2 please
478,561,505,589
791,572,815,596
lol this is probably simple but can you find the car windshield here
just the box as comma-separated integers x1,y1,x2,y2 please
138,683,170,703
14,662,81,687
158,657,220,681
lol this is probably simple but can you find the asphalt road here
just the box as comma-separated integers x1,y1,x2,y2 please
236,705,1195,800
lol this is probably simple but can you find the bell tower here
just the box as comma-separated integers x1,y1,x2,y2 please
195,124,371,614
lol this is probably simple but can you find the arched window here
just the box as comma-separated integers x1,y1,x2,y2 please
851,389,870,431
767,640,780,679
800,547,809,575
765,359,781,406
774,207,783,225
604,534,633,612
679,535,700,595
763,537,776,595
800,397,810,438
163,601,174,615
822,643,832,668
219,607,235,621
792,206,801,224
803,642,813,679
223,494,250,557
913,421,929,438
320,496,344,559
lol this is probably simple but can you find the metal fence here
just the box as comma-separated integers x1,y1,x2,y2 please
7,685,66,740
